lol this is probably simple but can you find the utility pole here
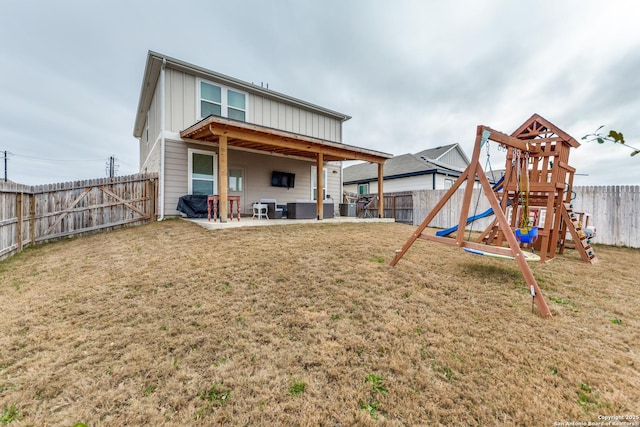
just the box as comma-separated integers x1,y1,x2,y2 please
3,151,7,183
105,155,119,178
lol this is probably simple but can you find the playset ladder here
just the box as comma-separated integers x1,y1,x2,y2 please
560,203,598,264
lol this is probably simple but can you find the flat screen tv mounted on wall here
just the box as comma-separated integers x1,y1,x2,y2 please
271,171,295,189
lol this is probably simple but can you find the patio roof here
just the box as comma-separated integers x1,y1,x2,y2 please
180,115,393,164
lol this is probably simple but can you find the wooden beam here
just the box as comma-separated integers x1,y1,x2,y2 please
316,153,323,219
378,163,384,218
219,135,228,222
389,160,472,266
191,121,389,164
481,126,538,153
219,126,385,163
474,161,552,317
99,187,149,218
44,187,92,236
455,127,484,247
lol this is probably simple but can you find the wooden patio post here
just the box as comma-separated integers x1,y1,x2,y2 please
378,163,384,218
316,153,324,220
219,135,228,222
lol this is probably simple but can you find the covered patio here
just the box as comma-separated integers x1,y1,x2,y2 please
180,115,392,222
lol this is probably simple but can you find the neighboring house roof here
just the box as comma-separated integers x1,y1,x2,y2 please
414,143,466,163
133,51,352,139
343,143,467,184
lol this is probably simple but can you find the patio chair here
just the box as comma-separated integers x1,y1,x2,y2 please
259,199,284,219
357,196,377,218
252,203,269,219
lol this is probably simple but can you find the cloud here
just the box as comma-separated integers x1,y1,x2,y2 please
0,0,638,186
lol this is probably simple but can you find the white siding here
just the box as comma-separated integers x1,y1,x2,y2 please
141,138,161,175
248,93,343,142
343,183,358,194
364,176,431,194
163,139,189,216
139,80,163,172
153,66,347,216
439,149,468,169
166,68,196,132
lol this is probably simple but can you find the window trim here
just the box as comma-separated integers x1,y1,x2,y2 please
311,166,328,200
187,148,218,195
196,78,248,122
358,183,369,195
228,167,244,193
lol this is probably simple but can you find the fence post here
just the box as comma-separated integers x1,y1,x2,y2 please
392,196,396,220
149,178,157,221
29,193,35,247
16,193,23,252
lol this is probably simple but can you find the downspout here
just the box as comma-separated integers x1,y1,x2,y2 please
158,57,166,220
340,162,344,203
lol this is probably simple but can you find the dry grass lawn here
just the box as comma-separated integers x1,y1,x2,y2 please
0,219,639,426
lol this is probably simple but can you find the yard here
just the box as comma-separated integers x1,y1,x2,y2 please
0,220,638,426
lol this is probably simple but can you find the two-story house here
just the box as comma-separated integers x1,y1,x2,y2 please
133,51,392,220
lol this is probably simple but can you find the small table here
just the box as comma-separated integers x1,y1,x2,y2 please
208,195,241,222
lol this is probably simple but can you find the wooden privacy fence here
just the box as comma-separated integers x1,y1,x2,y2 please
411,185,640,248
0,173,157,260
359,192,413,224
571,185,639,248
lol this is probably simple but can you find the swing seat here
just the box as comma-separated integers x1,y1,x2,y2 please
516,226,538,244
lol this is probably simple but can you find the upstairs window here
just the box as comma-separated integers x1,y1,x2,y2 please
227,90,246,121
198,80,247,122
201,82,222,117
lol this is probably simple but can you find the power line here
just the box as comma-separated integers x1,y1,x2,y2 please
5,150,104,163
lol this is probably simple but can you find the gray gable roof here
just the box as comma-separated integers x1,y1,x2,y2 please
343,143,467,184
414,143,458,161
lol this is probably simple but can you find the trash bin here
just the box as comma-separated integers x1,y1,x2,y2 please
339,203,356,217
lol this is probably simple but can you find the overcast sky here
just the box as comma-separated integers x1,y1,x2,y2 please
1,0,638,186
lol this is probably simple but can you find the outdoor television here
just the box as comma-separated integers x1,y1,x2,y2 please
271,171,295,189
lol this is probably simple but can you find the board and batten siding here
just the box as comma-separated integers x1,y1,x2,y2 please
163,68,343,142
166,69,196,133
162,139,342,216
250,95,341,142
139,79,163,171
438,149,467,169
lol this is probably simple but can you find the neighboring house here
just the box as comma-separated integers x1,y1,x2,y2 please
133,51,392,220
343,143,471,194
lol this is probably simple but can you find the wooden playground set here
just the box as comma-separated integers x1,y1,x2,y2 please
390,114,597,317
